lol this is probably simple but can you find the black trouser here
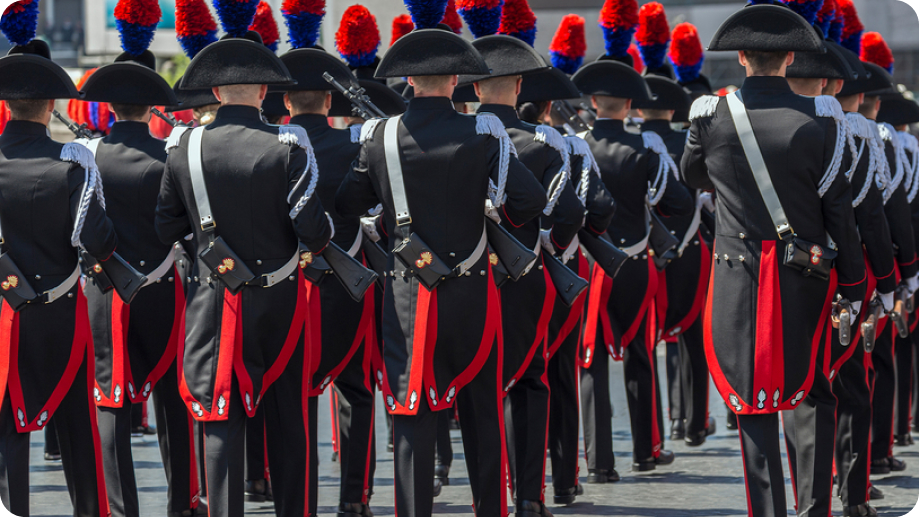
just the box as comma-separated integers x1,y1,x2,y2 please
834,343,871,507
505,341,550,503
435,410,453,468
45,418,60,456
894,330,913,437
871,327,896,460
665,340,683,423
97,403,140,517
781,369,837,517
736,413,787,517
202,379,247,517
679,319,711,436
547,319,580,492
333,345,377,505
0,357,107,517
579,340,615,472
621,319,665,461
245,404,267,482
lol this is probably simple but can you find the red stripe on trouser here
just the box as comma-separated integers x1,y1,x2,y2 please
187,409,201,509
302,342,312,517
362,398,375,504
539,340,551,502
736,419,754,517
646,304,662,458
496,301,509,514
86,340,112,517
330,389,339,455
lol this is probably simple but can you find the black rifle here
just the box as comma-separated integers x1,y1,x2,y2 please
150,107,189,127
323,241,379,302
52,109,93,139
551,100,591,133
323,72,387,120
81,250,148,304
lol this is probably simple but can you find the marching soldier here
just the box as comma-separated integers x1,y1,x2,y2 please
0,36,115,516
574,56,692,478
154,30,333,517
682,5,866,516
336,27,546,517
77,8,201,515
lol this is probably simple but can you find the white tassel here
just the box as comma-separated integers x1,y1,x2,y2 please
850,138,873,208
61,142,106,247
165,126,191,153
642,131,678,206
879,122,904,203
814,96,849,198
900,131,919,202
280,125,321,219
535,126,571,215
359,118,384,144
350,124,363,144
689,96,720,121
476,112,517,207
566,135,599,205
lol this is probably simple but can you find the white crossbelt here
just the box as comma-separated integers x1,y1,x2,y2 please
347,229,363,258
45,264,81,304
141,248,176,287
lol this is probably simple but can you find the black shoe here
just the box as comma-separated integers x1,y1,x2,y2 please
433,478,443,498
386,443,394,453
332,450,339,462
338,502,373,517
552,484,583,505
726,411,738,431
633,450,675,472
894,434,914,446
168,505,208,517
669,419,685,441
449,417,460,430
868,485,884,500
132,424,156,436
870,458,891,475
245,479,271,502
586,468,620,483
685,417,717,446
516,500,553,517
434,464,450,485
43,452,61,461
842,503,878,517
887,456,906,471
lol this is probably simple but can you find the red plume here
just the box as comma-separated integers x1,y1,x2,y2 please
628,43,644,74
440,0,462,34
860,31,894,72
390,13,414,45
249,1,280,50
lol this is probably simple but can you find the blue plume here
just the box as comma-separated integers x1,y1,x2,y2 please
0,0,40,47
214,0,260,38
404,0,449,29
601,26,633,58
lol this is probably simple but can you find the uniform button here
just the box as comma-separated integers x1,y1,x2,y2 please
620,238,626,244
739,255,745,262
67,293,73,298
693,240,700,246
139,260,146,267
641,254,648,260
156,278,162,283
34,275,40,280
632,255,639,260
168,277,174,282
449,252,456,257
289,276,295,281
256,260,263,265
206,277,211,283
537,265,543,270
465,271,471,276
739,233,746,239
194,276,199,282
670,230,676,235
722,254,729,260
480,270,486,276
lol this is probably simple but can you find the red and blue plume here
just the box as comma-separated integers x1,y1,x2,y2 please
114,0,161,56
668,22,703,84
837,0,862,55
815,0,835,38
336,5,380,67
249,1,280,51
785,0,824,26
861,31,893,73
598,0,638,59
497,0,536,46
69,70,115,135
828,5,844,43
214,0,260,38
405,0,449,30
628,43,643,73
1,0,40,47
636,2,669,70
457,0,503,38
282,0,324,49
745,0,784,4
440,0,462,34
549,14,585,74
390,14,414,44
176,0,218,57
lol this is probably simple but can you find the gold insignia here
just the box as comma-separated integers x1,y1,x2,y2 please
1,275,18,291
415,251,433,269
809,245,823,265
489,253,499,266
299,252,313,268
217,258,235,274
93,264,102,273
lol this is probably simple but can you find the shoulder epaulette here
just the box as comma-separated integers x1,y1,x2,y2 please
814,96,856,198
900,131,919,203
476,112,518,207
165,126,191,153
815,95,845,122
280,124,321,219
279,124,310,149
846,113,877,208
878,122,905,204
350,124,362,144
641,130,680,206
689,95,719,121
565,135,599,205
359,118,385,144
535,126,572,215
61,142,106,248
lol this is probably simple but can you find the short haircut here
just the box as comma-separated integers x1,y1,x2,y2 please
110,103,150,121
786,77,824,96
410,75,453,94
638,108,671,121
7,99,49,121
516,101,548,124
287,90,328,114
744,50,790,75
216,84,263,103
593,95,629,113
476,75,520,98
858,95,880,117
822,78,843,96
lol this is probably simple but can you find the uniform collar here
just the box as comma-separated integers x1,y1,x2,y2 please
289,113,330,130
2,120,50,137
592,119,627,134
640,119,673,135
213,105,263,123
477,104,518,126
407,97,455,111
740,76,792,93
108,120,151,137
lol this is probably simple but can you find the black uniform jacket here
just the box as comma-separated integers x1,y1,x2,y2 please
478,104,583,387
882,139,919,281
642,119,713,340
88,121,183,408
336,96,546,415
155,105,332,421
581,119,693,364
682,77,865,415
289,114,374,396
0,120,116,431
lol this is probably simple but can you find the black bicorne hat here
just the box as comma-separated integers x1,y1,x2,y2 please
330,79,407,117
261,91,290,118
0,40,80,100
633,75,692,112
374,29,490,78
708,4,826,53
80,51,178,106
571,60,654,101
167,75,219,112
517,67,581,103
877,93,919,127
181,33,296,89
787,40,856,80
838,62,893,97
459,35,549,85
278,48,357,92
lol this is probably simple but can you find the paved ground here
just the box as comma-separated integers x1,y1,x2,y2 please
24,352,919,516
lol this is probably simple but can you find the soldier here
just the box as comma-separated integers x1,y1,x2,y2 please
336,27,546,517
682,5,866,516
574,55,693,479
76,8,202,515
466,34,583,517
0,36,115,516
635,74,716,447
154,30,333,517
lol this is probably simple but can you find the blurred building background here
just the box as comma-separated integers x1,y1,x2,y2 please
1,0,917,90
